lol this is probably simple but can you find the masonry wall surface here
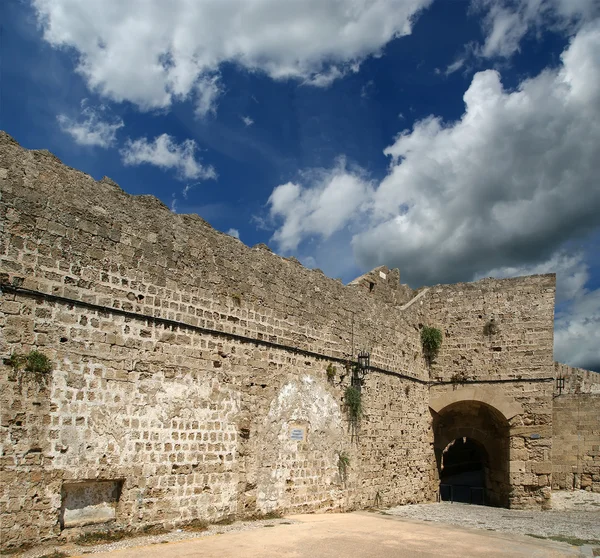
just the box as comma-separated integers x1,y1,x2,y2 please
552,363,600,493
0,132,436,550
426,276,557,508
0,130,572,550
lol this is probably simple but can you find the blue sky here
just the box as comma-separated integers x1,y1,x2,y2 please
2,0,599,371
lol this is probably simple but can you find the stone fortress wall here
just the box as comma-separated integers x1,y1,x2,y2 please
0,131,597,550
425,277,557,508
552,363,600,492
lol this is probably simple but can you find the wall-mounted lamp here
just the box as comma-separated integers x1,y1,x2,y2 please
357,350,370,372
556,375,565,395
352,350,370,389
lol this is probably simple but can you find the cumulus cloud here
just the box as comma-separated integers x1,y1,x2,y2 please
351,22,600,287
473,0,599,59
241,116,254,127
266,23,600,367
269,23,600,286
121,134,216,181
268,158,374,252
33,0,433,113
226,228,240,239
555,286,600,372
57,100,123,147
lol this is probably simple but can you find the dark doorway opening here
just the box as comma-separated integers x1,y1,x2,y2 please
439,437,486,504
432,400,510,507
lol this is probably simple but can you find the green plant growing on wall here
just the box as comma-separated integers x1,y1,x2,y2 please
6,352,27,371
326,363,336,383
337,450,350,483
483,319,499,336
345,386,362,424
420,326,442,364
450,370,469,384
374,490,383,508
5,350,53,375
25,351,53,374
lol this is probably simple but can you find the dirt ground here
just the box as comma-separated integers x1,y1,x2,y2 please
5,491,599,558
9,512,590,558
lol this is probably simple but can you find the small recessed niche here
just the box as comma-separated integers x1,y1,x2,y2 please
60,479,123,529
369,282,375,292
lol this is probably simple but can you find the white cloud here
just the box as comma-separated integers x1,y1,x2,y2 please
57,100,123,147
268,158,374,252
473,0,599,59
555,286,600,371
445,57,466,76
267,22,600,287
195,75,222,117
476,0,533,58
241,116,254,127
477,251,589,304
121,134,216,181
304,66,347,87
226,228,240,239
354,23,600,287
33,0,433,113
182,182,204,199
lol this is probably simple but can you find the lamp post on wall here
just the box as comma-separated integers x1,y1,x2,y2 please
556,374,565,396
357,350,370,373
352,350,370,389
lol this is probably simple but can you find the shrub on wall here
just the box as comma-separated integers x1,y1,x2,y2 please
337,450,350,483
483,319,499,336
326,363,336,383
6,350,53,374
25,351,53,374
344,386,362,424
450,370,469,384
6,352,26,371
420,326,442,363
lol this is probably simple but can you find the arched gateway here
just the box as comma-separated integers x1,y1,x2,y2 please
430,388,524,507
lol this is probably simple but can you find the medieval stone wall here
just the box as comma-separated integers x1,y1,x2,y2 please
0,289,437,549
425,277,556,383
0,132,436,549
552,363,600,493
0,130,575,550
426,276,556,508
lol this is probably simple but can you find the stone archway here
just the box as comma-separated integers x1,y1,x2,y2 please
431,400,511,507
429,386,523,421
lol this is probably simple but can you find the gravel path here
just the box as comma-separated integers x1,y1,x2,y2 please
384,491,600,543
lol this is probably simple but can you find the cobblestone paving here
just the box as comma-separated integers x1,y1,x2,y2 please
385,491,600,543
